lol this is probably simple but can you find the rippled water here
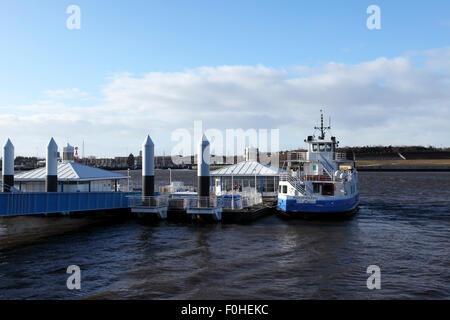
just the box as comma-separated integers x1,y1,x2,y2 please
0,171,449,299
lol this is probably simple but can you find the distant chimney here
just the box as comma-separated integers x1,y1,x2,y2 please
62,143,75,162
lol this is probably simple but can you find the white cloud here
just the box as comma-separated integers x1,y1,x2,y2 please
43,88,89,100
1,49,449,156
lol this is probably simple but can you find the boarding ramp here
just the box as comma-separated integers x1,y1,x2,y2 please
0,192,138,217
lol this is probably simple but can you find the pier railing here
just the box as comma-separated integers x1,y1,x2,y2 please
185,196,218,209
218,197,243,210
159,184,196,194
215,192,262,209
0,192,138,217
133,193,262,211
127,195,169,208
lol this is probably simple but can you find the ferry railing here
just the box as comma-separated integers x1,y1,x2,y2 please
287,151,307,161
127,195,169,208
289,151,349,162
280,173,311,195
335,152,348,160
318,155,335,180
302,175,333,182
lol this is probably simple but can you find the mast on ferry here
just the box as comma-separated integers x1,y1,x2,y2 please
314,109,331,140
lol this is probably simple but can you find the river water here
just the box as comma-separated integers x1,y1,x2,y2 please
0,171,449,299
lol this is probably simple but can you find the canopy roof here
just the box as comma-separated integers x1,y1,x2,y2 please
211,160,284,177
15,162,128,182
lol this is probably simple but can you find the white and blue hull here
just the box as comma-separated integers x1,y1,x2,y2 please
277,194,359,216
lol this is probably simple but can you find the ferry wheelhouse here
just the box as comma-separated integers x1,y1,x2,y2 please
277,112,359,218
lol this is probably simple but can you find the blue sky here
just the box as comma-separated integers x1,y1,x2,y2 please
0,1,449,156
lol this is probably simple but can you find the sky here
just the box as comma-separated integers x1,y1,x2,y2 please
0,0,449,157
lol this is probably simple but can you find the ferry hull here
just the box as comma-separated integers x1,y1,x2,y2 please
277,195,359,219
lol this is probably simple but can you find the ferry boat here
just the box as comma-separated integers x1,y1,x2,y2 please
277,111,359,218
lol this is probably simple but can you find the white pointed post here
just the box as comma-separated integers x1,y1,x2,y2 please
2,139,14,192
197,134,210,200
186,134,221,221
142,135,155,198
46,138,58,192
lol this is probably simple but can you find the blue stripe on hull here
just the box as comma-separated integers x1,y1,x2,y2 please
277,194,359,213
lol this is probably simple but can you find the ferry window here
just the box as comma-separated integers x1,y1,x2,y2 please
312,144,318,152
325,144,332,152
313,183,320,193
283,185,287,193
319,144,325,151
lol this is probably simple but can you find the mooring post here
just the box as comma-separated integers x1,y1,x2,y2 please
2,139,14,192
46,138,58,192
142,135,155,205
197,134,210,207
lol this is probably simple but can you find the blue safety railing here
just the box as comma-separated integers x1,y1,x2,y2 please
0,192,139,217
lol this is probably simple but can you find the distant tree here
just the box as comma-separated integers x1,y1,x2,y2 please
127,153,135,169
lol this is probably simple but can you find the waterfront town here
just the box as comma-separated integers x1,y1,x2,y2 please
3,145,450,171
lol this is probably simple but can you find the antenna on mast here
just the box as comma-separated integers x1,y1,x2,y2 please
314,109,331,140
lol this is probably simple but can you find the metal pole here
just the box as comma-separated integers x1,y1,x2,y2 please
127,168,130,191
231,174,234,210
253,169,257,195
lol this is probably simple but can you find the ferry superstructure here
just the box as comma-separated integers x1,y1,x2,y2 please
277,112,359,218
